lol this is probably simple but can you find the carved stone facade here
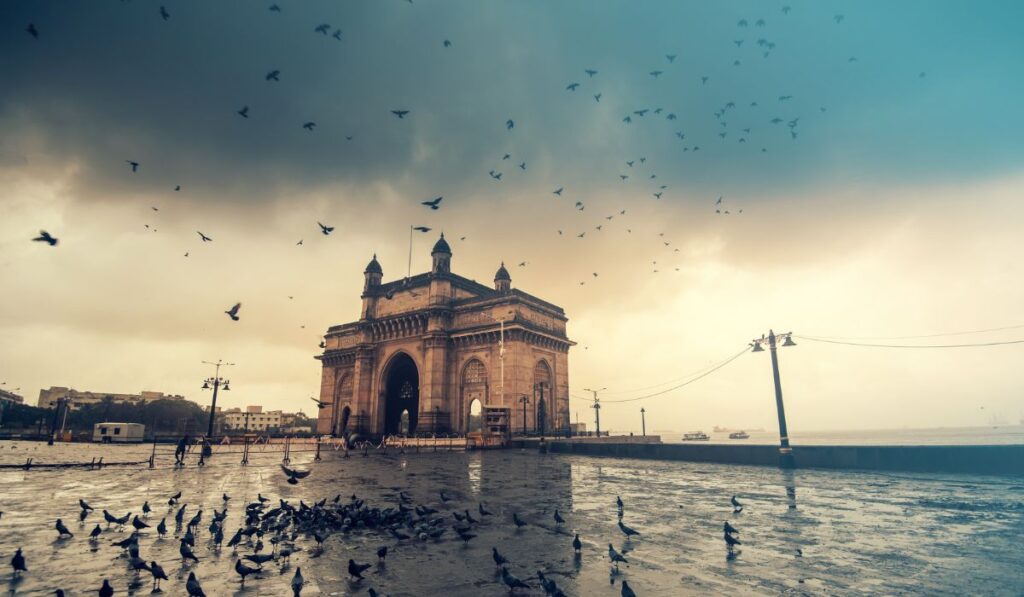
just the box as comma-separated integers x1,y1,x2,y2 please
316,235,573,437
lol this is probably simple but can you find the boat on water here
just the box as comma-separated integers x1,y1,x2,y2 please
682,431,710,441
728,431,750,440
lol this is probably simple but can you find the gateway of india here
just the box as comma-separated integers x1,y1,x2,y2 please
315,234,573,437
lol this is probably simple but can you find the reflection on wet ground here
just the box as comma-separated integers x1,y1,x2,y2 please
1,441,1022,595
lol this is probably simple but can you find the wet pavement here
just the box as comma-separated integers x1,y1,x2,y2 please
1,440,1023,596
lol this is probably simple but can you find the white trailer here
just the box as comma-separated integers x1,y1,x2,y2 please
93,422,146,443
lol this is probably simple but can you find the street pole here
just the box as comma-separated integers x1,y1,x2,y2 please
584,387,605,437
500,319,505,407
767,330,795,468
518,395,530,435
202,359,234,441
641,407,646,437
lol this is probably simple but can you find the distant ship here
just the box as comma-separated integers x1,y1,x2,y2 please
728,431,750,440
682,431,710,441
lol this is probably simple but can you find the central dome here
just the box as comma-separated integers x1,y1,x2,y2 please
431,233,452,255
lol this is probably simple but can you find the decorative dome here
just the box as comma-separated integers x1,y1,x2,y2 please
494,262,511,282
431,233,452,255
364,254,383,275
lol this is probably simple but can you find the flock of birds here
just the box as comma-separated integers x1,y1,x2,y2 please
5,460,755,596
19,1,909,289
17,0,932,358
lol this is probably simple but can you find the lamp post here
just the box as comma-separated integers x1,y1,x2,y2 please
201,359,234,440
751,330,796,468
640,407,646,437
584,387,606,437
518,394,530,435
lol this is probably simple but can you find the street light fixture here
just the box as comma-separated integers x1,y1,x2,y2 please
750,330,796,468
201,359,234,440
583,387,606,437
640,407,646,437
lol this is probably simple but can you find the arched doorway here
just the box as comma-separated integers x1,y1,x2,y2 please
461,359,488,433
332,373,352,436
383,352,419,435
467,398,483,433
338,405,351,437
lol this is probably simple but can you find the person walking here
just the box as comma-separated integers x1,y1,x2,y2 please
175,434,190,465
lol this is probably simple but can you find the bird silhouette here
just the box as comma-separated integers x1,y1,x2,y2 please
506,119,515,130
332,29,342,40
314,24,330,34
281,464,311,484
348,559,371,579
235,558,261,585
318,221,334,235
159,6,170,20
237,105,250,118
391,110,410,119
196,231,212,242
55,519,73,538
266,70,280,81
413,226,431,232
443,39,452,47
26,23,39,39
292,567,305,596
621,580,637,597
421,196,443,209
501,567,531,590
99,580,114,597
269,4,281,12
126,160,139,172
666,54,676,62
566,82,580,91
225,303,241,321
32,230,58,246
303,122,316,131
186,572,206,596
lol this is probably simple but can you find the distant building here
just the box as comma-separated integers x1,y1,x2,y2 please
0,389,25,406
37,387,187,409
316,234,573,437
221,405,283,432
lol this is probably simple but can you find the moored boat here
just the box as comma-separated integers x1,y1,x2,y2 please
729,431,750,440
682,431,710,441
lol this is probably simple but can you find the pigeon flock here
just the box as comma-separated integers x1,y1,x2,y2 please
6,461,756,595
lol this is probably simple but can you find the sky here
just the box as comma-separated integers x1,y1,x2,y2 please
2,0,1023,434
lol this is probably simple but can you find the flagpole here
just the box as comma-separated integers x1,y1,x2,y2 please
407,225,413,278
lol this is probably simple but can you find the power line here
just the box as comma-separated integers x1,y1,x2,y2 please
599,346,750,404
794,335,1024,349
800,323,1024,341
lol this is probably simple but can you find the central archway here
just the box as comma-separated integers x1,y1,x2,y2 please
383,352,419,435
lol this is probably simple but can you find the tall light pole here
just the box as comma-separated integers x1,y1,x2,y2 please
640,407,646,437
518,394,530,435
496,309,513,407
751,330,796,468
202,359,234,440
584,387,605,436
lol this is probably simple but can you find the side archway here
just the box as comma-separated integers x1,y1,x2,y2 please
461,359,488,433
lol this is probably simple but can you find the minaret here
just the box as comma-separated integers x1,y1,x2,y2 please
431,233,452,274
363,254,383,291
494,262,511,292
361,254,383,320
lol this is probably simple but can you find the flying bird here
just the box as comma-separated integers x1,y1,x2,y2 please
391,110,410,118
412,226,431,232
269,4,281,12
314,24,330,34
649,70,663,78
443,39,452,47
197,231,212,242
302,122,316,131
594,93,602,102
25,23,39,39
566,82,580,91
553,187,564,195
32,230,58,246
237,105,249,118
126,160,139,172
159,6,170,20
585,69,598,77
266,70,280,81
224,303,241,321
506,119,515,130
281,464,311,485
666,54,676,62
318,221,334,235
421,196,443,210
